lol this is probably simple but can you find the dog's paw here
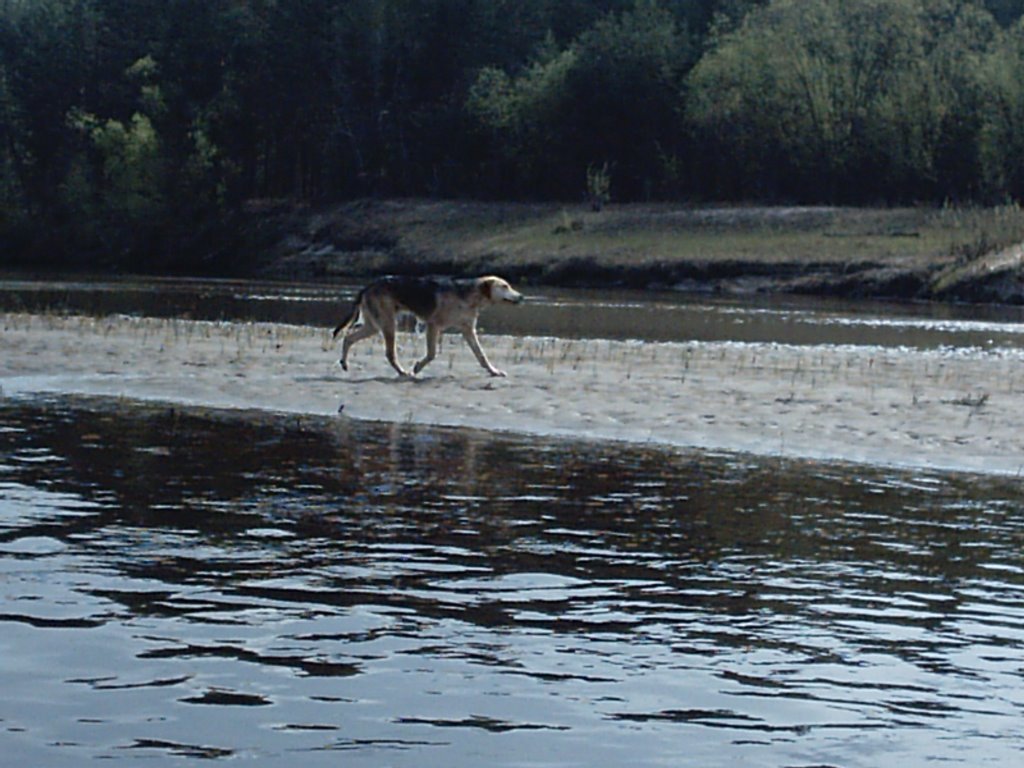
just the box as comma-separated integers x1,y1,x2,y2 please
339,359,348,371
490,369,507,378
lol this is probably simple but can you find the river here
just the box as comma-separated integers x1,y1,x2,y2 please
1,276,1022,766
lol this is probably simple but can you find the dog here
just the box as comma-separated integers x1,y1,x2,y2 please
332,275,524,377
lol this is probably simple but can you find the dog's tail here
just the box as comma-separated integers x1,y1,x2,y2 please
331,289,365,339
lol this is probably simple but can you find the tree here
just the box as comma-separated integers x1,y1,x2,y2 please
978,18,1024,198
688,0,935,200
468,44,580,196
982,0,1024,26
891,1,996,200
5,0,1024,270
0,0,105,217
0,61,28,234
687,0,1000,202
468,0,693,199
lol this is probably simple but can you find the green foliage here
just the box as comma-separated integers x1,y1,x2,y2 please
587,162,612,210
73,111,164,220
469,0,692,199
982,0,1024,25
687,0,975,200
0,62,28,232
977,18,1024,197
467,46,580,193
6,0,1024,268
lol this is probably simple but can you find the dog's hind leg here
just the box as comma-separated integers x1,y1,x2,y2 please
340,324,377,371
413,325,442,374
332,292,365,339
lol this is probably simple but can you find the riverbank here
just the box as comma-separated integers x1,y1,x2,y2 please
242,199,1024,304
3,312,1022,475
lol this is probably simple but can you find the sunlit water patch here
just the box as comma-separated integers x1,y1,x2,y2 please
1,396,1022,767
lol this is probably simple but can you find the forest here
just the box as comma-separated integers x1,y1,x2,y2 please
5,0,1024,269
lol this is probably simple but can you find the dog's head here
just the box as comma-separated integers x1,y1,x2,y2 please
479,276,524,305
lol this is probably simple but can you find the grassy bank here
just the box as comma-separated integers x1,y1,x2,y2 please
245,200,1024,303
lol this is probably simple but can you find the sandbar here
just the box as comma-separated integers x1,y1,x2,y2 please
2,312,1023,475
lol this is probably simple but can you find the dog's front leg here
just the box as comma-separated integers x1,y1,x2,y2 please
462,325,505,377
413,324,441,374
382,329,413,377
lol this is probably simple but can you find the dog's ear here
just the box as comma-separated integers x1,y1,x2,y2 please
480,277,494,300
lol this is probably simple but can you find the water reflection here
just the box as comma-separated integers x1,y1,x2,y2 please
1,396,1023,766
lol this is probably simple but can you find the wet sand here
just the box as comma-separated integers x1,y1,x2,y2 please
3,312,1023,475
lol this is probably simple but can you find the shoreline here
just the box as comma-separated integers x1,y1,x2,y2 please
3,312,1023,476
244,200,1024,305
7,201,1024,305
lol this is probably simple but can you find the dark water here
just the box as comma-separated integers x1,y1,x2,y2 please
2,397,1023,767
